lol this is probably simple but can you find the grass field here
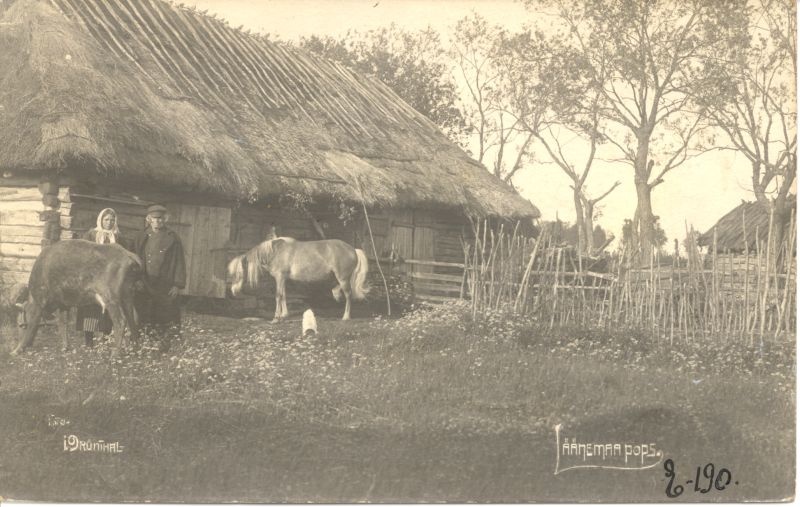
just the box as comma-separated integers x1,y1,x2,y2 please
0,301,794,502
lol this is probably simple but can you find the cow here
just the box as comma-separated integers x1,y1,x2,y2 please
11,240,142,356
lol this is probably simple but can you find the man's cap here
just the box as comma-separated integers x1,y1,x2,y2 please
146,204,168,217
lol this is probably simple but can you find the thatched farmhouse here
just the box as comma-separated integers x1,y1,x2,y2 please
698,200,796,253
696,200,795,298
0,0,538,302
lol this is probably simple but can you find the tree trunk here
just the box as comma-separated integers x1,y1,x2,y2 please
573,188,586,255
583,200,595,255
754,161,792,268
632,138,655,262
769,198,790,266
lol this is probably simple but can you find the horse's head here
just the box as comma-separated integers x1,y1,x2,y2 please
228,246,266,296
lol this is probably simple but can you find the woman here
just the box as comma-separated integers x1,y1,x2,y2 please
76,208,125,346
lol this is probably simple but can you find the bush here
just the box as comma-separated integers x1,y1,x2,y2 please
364,272,415,316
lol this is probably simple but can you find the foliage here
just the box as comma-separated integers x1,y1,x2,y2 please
490,16,619,253
538,220,612,253
300,26,467,144
694,0,796,241
449,13,535,186
621,216,668,252
278,191,314,214
524,0,750,255
364,272,415,316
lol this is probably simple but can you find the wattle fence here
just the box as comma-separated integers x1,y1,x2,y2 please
421,217,796,344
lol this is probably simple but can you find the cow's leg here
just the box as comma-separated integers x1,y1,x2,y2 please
121,297,139,348
58,308,70,352
12,302,43,355
106,303,126,357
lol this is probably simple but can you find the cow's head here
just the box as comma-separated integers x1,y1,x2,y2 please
15,299,29,328
5,283,30,328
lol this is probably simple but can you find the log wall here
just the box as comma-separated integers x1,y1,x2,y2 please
0,178,49,291
1,172,476,306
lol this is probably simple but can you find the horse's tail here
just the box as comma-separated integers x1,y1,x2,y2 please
350,248,370,300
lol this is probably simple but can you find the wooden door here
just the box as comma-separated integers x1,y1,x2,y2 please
170,204,232,298
390,226,413,272
413,226,435,274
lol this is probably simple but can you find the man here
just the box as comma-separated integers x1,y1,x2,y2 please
133,204,186,348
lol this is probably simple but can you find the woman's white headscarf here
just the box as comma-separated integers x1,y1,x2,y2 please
94,208,120,244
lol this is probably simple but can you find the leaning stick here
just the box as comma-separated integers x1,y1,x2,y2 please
356,178,391,317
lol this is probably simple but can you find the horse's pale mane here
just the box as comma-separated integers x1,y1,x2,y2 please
245,237,295,288
245,247,262,288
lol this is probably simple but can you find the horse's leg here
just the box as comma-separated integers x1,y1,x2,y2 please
343,288,352,320
281,285,289,319
272,273,285,323
338,278,352,320
272,293,281,324
280,275,289,319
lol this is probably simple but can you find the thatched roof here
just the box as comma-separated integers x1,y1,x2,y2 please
698,200,796,252
0,0,538,218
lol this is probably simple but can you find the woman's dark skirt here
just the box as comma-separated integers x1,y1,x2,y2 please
76,304,113,334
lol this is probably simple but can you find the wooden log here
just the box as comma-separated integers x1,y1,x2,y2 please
69,200,149,220
404,258,465,269
412,282,462,294
410,272,464,283
0,187,41,201
415,293,462,303
42,194,60,209
0,209,42,226
38,179,58,196
68,192,151,207
59,215,74,230
0,256,36,272
0,270,30,286
0,175,40,187
0,224,45,236
0,233,46,244
0,242,41,258
65,211,148,233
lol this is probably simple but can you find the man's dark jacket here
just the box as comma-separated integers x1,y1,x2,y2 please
132,228,187,292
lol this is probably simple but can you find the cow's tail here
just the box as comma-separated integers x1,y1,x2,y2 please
350,249,369,301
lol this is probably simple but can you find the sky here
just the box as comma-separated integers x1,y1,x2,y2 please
186,0,770,247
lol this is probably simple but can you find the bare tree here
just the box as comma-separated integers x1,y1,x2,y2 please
698,0,796,249
527,0,748,260
451,13,535,187
497,30,619,255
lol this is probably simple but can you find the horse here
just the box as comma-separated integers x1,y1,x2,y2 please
227,237,369,321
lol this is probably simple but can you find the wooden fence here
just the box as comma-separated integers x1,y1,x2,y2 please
424,217,796,344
